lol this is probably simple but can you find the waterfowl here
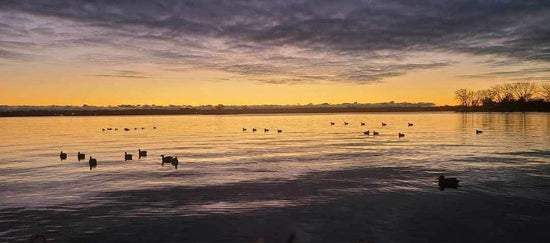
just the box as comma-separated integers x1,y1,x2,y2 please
141,127,145,130
138,149,147,158
171,156,179,169
60,151,67,161
330,122,335,125
277,129,283,133
476,129,483,134
77,152,85,161
114,128,118,131
373,131,379,136
161,155,173,165
125,152,133,161
107,128,112,131
381,122,387,127
153,126,157,129
102,128,106,132
124,128,130,131
134,128,138,130
363,130,370,135
398,132,405,138
264,128,269,133
89,156,97,170
361,122,365,126
438,175,460,189
252,128,257,132
408,123,414,127
344,122,349,126
242,128,247,131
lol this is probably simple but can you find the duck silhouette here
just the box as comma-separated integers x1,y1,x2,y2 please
242,128,247,131
344,122,349,126
60,151,67,161
330,122,335,125
408,123,414,127
171,156,179,169
77,152,85,161
277,129,283,133
161,155,173,166
138,149,147,158
361,122,365,126
398,132,405,138
363,130,370,135
264,128,269,133
373,131,379,136
252,128,257,132
381,122,387,127
125,152,133,161
438,175,460,190
89,156,97,170
476,129,483,134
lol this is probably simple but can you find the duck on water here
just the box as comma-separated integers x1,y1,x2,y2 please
438,175,460,190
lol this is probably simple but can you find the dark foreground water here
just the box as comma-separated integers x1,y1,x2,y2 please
1,112,550,242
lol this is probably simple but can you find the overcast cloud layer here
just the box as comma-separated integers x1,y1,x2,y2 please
1,0,549,84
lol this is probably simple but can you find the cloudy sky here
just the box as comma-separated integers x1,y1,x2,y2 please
1,0,549,105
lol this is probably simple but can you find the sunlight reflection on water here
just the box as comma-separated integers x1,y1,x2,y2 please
1,112,550,241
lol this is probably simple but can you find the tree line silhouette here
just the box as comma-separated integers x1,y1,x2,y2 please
455,82,550,112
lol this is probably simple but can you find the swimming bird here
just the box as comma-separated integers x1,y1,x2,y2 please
138,149,147,158
363,130,370,135
89,156,97,170
252,128,257,132
114,128,118,131
408,123,414,127
77,152,85,161
134,128,138,130
141,127,145,130
277,129,283,133
102,128,106,132
381,122,387,127
330,122,335,125
124,128,130,131
438,175,460,189
476,129,483,134
60,151,67,161
344,122,349,125
125,152,133,161
242,128,247,131
171,156,179,169
373,131,379,136
398,132,405,138
264,128,269,133
161,155,173,166
361,122,365,126
107,128,112,131
153,126,157,129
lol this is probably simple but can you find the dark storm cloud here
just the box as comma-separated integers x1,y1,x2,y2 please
459,67,550,79
1,0,549,83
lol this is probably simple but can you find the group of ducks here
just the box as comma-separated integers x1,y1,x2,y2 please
332,121,484,137
242,128,283,133
102,126,157,132
70,121,470,190
59,149,179,170
331,121,413,138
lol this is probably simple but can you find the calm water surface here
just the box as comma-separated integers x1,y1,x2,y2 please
1,112,549,242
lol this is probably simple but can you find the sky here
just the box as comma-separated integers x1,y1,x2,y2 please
1,0,549,106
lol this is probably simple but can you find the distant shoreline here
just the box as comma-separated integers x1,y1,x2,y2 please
3,105,550,117
0,106,458,117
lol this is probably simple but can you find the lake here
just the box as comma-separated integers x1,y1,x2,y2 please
1,112,550,242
